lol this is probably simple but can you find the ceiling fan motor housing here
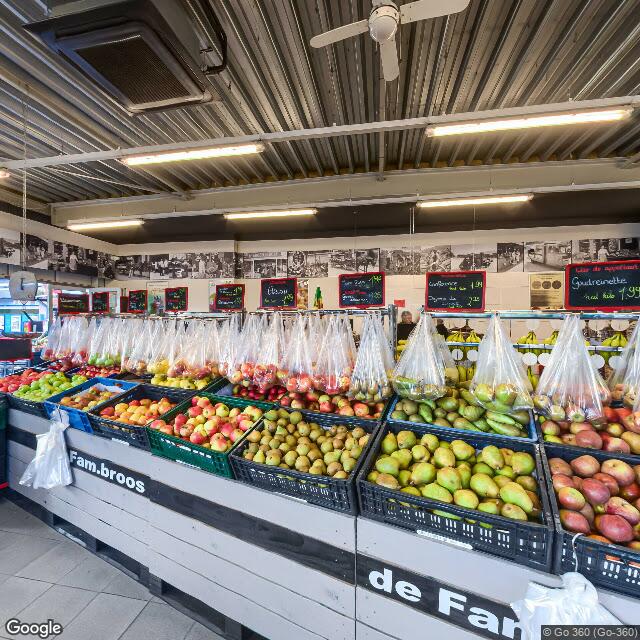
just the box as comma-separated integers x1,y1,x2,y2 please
369,4,399,43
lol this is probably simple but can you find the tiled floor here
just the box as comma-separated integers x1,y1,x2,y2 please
0,499,224,640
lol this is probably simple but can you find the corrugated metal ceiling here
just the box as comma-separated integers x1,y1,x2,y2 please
1,0,640,206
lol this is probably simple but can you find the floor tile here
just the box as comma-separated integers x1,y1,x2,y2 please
0,501,64,541
184,622,226,640
58,593,146,640
119,602,194,640
101,571,152,601
0,576,52,621
14,585,98,640
0,535,60,575
58,555,121,591
17,540,89,583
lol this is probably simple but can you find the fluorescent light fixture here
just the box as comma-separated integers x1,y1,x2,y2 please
120,143,264,166
67,219,144,231
418,194,533,209
225,208,317,220
0,169,10,179
427,108,633,137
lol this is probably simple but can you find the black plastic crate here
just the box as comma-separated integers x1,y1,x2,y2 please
5,394,48,418
88,384,186,450
357,422,554,571
148,393,272,477
231,412,382,513
543,443,640,597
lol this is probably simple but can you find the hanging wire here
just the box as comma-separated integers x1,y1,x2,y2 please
21,93,28,270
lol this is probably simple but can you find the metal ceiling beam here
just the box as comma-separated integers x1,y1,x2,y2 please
3,95,639,172
51,158,640,225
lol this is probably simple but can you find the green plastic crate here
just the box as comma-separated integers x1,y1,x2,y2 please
146,392,271,477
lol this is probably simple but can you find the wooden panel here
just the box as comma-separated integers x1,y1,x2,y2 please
150,523,353,640
148,501,355,617
150,554,337,640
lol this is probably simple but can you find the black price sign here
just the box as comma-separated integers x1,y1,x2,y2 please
260,278,297,309
425,271,485,311
566,260,640,310
339,272,385,308
58,293,89,315
165,286,188,312
127,290,147,314
215,284,245,311
91,291,109,313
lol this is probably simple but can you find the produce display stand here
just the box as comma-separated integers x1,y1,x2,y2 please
7,406,640,640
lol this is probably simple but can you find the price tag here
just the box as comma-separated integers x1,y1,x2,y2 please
522,352,538,366
451,348,464,361
538,352,551,366
609,355,623,370
611,319,629,331
590,354,606,369
467,349,478,362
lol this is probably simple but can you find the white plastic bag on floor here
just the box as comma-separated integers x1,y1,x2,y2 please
511,572,620,640
19,409,73,490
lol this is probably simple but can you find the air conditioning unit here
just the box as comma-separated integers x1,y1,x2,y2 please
25,0,226,114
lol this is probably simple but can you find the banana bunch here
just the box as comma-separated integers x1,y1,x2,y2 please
527,366,539,391
600,331,627,364
516,331,541,356
542,330,559,347
447,330,468,358
456,364,475,389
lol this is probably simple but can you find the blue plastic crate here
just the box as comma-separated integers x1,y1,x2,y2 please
44,378,139,433
386,396,538,442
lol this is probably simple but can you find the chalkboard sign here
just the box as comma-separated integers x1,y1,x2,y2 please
128,290,147,314
215,284,245,311
339,272,385,308
165,286,189,312
58,293,89,315
91,291,109,313
425,271,485,311
565,260,640,310
260,278,297,309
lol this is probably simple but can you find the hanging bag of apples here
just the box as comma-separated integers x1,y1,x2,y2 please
283,313,314,395
252,312,285,393
534,314,613,449
42,317,62,361
392,312,458,402
470,313,533,414
606,321,640,447
313,314,354,396
349,313,393,416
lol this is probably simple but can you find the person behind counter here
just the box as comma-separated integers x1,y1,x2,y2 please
435,318,449,339
396,310,416,341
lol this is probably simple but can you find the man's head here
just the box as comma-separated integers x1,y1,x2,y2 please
401,311,413,324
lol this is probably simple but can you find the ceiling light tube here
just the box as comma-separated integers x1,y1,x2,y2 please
0,169,10,179
225,208,317,220
67,219,144,231
427,108,633,137
120,143,265,166
418,194,533,209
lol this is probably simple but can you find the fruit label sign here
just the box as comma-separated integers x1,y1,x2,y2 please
565,260,640,310
58,293,89,315
260,278,297,309
68,448,148,495
339,272,385,308
357,556,521,640
425,271,485,312
165,286,188,312
215,284,245,311
91,291,109,313
127,290,147,314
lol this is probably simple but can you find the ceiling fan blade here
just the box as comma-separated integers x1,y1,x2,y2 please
310,19,369,48
379,38,399,82
400,0,471,24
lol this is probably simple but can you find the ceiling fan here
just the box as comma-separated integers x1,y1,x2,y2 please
310,0,471,82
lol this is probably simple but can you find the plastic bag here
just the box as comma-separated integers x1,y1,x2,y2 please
608,321,640,410
533,314,609,425
470,314,533,413
123,319,153,375
314,315,354,395
166,320,188,378
147,320,171,376
392,313,458,401
42,317,63,361
253,312,285,393
232,314,264,386
349,313,393,403
205,320,222,378
511,572,620,639
70,317,92,365
182,321,212,382
19,409,73,490
283,314,314,393
219,314,242,380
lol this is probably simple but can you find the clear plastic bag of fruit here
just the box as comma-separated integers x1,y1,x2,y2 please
118,318,140,371
469,313,533,413
252,312,285,393
205,319,222,378
86,318,106,366
218,313,242,380
54,317,74,360
313,314,354,394
533,314,608,425
349,313,393,402
181,321,212,381
42,317,63,361
123,319,153,375
283,314,314,393
392,313,457,401
70,317,91,366
607,321,640,410
166,320,189,379
147,319,173,377
229,313,264,385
